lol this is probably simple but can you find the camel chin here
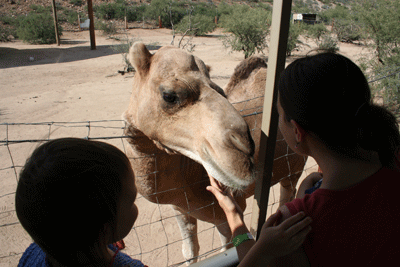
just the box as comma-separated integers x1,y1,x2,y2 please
165,142,254,192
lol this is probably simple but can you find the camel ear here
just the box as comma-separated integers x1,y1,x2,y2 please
206,65,211,73
129,42,152,77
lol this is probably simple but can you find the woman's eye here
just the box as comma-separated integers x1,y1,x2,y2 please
163,92,178,103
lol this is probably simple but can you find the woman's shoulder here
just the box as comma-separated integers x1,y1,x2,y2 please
18,243,46,267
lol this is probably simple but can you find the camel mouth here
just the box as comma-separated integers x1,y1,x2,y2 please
151,140,255,192
202,158,254,192
200,146,255,192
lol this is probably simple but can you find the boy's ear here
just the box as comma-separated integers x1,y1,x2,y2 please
290,120,306,143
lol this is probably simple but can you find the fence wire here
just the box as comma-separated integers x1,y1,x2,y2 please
0,102,318,266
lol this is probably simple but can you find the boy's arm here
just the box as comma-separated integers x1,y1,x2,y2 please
296,172,323,199
238,211,311,266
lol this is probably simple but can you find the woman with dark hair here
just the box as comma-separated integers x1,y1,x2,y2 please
208,52,400,266
274,52,400,266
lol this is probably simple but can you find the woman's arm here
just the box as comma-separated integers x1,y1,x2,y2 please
207,176,312,266
206,176,255,261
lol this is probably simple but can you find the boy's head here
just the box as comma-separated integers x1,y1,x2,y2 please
15,138,136,264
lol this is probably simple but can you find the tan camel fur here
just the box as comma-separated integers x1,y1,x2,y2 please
123,43,306,263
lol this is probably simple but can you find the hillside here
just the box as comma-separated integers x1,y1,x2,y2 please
0,0,349,26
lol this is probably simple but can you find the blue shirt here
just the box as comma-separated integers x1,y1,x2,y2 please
18,243,146,267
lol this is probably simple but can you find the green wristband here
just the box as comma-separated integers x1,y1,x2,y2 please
232,233,254,247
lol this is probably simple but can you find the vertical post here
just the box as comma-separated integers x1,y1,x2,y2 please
250,0,292,240
215,16,218,25
51,0,60,46
78,14,81,31
87,0,96,50
125,8,128,29
159,16,162,28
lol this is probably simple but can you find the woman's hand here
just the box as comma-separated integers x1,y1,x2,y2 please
206,175,244,219
206,175,246,235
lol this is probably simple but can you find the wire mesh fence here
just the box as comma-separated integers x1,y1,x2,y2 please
0,110,319,266
1,62,398,266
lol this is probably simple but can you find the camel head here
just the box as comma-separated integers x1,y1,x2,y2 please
123,42,255,190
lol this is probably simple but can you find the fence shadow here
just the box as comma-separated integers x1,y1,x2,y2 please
0,44,122,69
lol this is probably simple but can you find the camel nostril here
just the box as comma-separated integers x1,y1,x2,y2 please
229,131,254,156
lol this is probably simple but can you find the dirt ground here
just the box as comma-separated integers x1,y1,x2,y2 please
0,28,367,266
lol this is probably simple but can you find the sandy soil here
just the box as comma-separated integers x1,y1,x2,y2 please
0,28,367,266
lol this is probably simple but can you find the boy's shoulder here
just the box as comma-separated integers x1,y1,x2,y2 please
18,243,46,267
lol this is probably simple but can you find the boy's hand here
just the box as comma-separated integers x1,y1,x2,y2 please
258,211,312,258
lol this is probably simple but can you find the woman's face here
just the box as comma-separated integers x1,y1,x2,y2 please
114,167,138,242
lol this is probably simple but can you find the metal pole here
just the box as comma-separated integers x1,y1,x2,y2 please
189,247,239,267
51,0,60,46
250,0,293,240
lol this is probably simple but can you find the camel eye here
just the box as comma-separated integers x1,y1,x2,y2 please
163,92,178,103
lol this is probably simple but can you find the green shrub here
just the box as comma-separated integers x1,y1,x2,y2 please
0,25,16,42
355,0,400,64
16,12,62,44
57,9,82,25
1,15,18,42
29,4,52,14
70,0,84,7
95,1,127,20
125,4,148,22
319,5,350,24
0,14,18,26
191,2,217,18
286,22,305,56
96,20,118,36
305,23,327,41
220,5,271,58
145,0,186,28
217,1,234,17
175,14,215,36
316,34,339,52
332,18,362,43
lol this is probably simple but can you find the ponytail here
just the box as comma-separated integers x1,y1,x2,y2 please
356,103,400,167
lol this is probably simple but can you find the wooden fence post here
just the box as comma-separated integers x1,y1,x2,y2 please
87,0,96,50
250,0,293,240
51,0,60,46
78,14,81,31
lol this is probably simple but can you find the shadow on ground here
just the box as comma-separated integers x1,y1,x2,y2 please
0,38,161,69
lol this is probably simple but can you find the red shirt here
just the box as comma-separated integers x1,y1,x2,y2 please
286,167,400,266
